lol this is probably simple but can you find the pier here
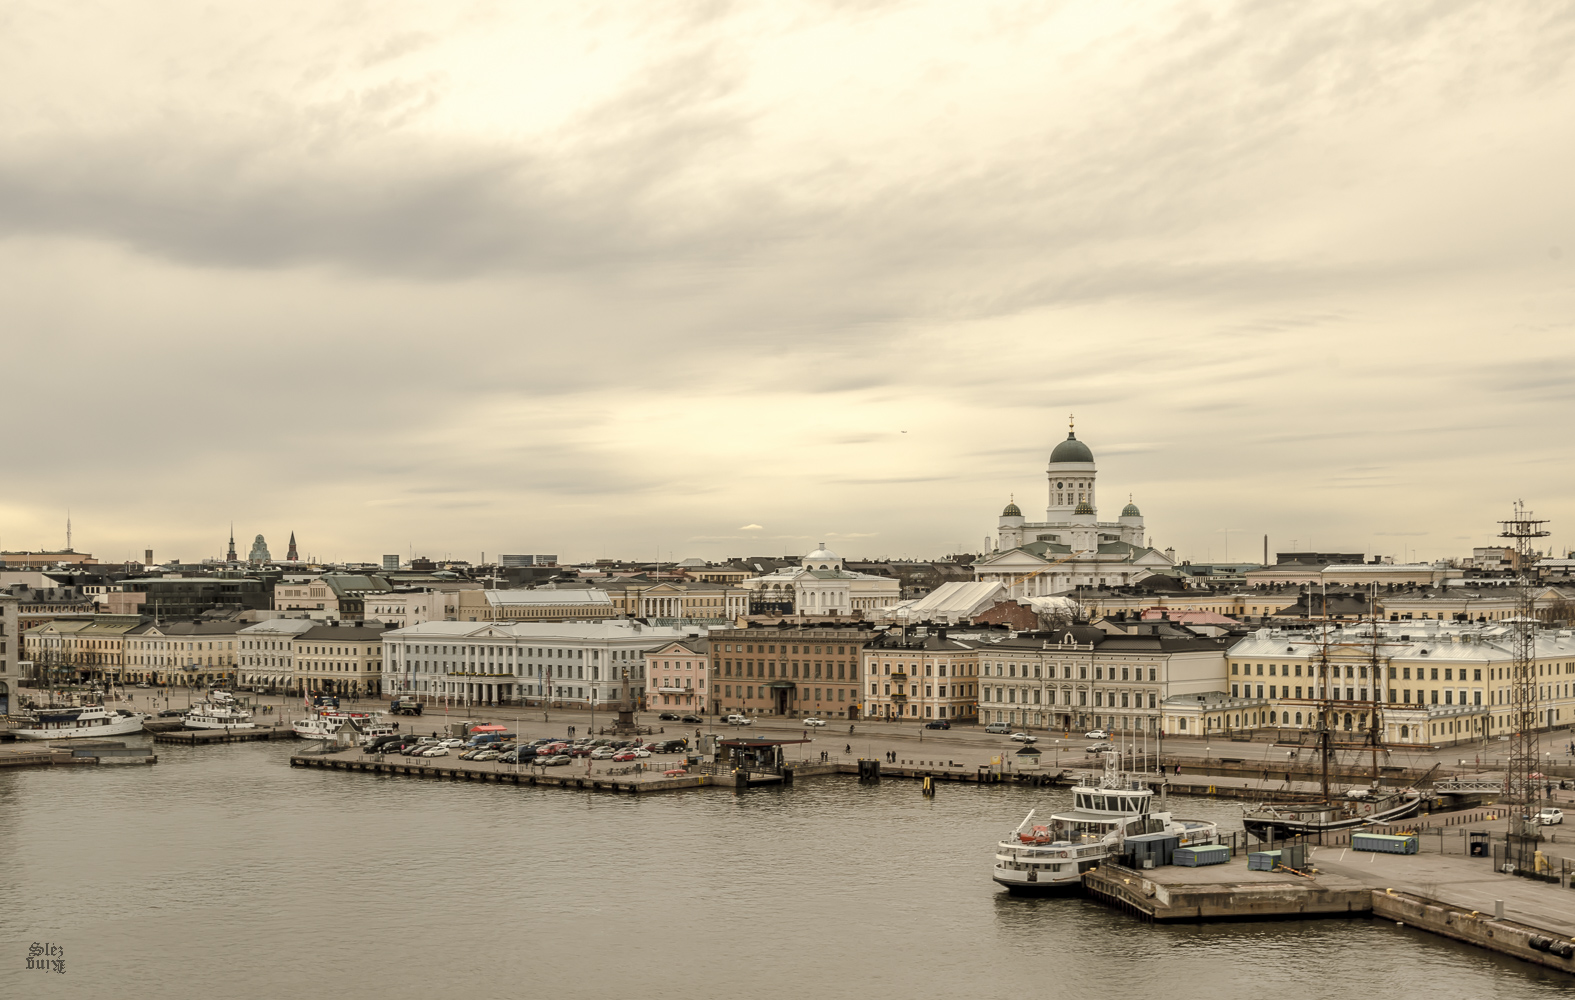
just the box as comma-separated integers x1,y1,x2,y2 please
154,728,296,745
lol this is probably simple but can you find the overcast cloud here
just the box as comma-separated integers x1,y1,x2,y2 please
2,1,1573,565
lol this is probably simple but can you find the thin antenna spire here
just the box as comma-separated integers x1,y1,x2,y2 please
66,510,72,551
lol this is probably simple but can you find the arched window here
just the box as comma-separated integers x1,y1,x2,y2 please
1294,712,1302,725
1400,724,1409,738
1268,711,1277,724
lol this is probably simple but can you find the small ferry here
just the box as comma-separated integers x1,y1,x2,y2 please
992,753,1218,895
183,695,259,731
292,710,396,744
9,705,149,740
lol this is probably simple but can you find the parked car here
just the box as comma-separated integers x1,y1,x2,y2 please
541,754,572,766
1540,807,1565,826
612,751,637,762
984,722,1011,734
803,717,826,727
438,738,465,749
658,712,680,721
680,714,703,723
924,720,951,729
1009,733,1038,743
457,748,482,760
1085,743,1115,754
568,747,593,757
473,749,501,761
158,708,186,718
726,714,753,726
590,747,618,760
630,748,652,758
421,747,449,757
401,745,427,756
1084,730,1111,740
499,750,522,764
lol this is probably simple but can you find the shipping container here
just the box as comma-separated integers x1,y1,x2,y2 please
1247,850,1283,871
1174,844,1231,867
1352,832,1419,855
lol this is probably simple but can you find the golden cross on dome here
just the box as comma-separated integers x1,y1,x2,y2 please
1069,413,1075,433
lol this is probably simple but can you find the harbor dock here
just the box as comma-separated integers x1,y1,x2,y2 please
0,741,157,767
154,728,295,745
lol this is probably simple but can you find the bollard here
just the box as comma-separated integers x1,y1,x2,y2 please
1495,899,1505,920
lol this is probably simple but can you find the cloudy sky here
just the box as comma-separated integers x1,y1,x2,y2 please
2,1,1573,567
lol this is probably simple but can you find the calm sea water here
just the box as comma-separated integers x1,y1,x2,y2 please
1,736,1568,999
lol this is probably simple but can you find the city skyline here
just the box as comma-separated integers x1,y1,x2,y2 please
2,3,1572,564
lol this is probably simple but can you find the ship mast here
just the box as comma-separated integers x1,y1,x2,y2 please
1369,581,1383,785
1318,583,1332,802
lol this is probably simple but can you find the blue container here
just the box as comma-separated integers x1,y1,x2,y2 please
1353,832,1418,855
1247,850,1282,871
1174,844,1231,867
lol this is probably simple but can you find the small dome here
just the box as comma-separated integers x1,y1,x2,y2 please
804,542,840,563
1074,500,1095,515
1121,502,1141,517
1001,501,1022,517
1050,432,1093,464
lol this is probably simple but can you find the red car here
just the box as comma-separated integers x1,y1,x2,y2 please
568,746,593,757
612,751,638,762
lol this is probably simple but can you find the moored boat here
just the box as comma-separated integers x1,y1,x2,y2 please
992,753,1218,895
10,705,149,740
292,709,396,744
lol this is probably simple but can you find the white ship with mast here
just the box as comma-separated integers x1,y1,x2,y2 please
183,690,259,731
992,750,1219,895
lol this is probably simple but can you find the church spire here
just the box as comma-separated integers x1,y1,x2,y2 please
287,531,298,562
226,525,237,562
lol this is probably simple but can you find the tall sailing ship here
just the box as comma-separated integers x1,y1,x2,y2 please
1242,601,1422,839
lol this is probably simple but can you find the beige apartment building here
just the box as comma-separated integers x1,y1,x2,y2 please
122,621,246,687
293,622,389,697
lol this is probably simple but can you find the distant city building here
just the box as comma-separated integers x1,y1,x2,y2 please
109,577,271,618
738,545,899,616
0,550,99,567
382,555,400,571
600,579,750,622
500,554,558,567
294,621,390,698
121,620,247,688
273,574,394,619
455,588,617,623
973,425,1173,598
248,535,272,563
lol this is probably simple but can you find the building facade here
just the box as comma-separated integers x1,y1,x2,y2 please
645,639,710,713
738,546,900,617
122,621,246,687
293,622,390,697
456,588,618,623
236,618,319,692
860,631,981,723
709,624,871,719
382,620,695,709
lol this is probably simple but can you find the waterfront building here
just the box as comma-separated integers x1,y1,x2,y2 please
709,623,871,719
644,638,710,713
6,582,97,632
1161,690,1271,736
737,545,899,616
21,617,144,687
455,587,618,623
972,425,1175,598
966,624,1228,733
0,593,16,710
860,630,981,723
122,620,246,687
1225,620,1575,746
294,621,390,698
236,618,318,693
383,620,695,709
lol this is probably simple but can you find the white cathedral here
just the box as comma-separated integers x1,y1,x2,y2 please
972,423,1174,598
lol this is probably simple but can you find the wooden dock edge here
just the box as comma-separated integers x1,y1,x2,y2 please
289,755,710,794
1084,864,1575,973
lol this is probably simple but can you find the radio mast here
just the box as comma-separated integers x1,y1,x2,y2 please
1500,501,1549,872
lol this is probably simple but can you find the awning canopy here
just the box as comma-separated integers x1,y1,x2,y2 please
469,724,509,732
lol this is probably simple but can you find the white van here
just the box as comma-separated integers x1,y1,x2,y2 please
984,722,1011,734
726,714,753,726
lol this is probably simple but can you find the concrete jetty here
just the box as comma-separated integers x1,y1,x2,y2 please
154,728,295,745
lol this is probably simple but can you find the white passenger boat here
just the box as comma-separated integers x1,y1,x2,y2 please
292,710,396,744
9,705,149,740
183,696,259,731
992,753,1218,895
